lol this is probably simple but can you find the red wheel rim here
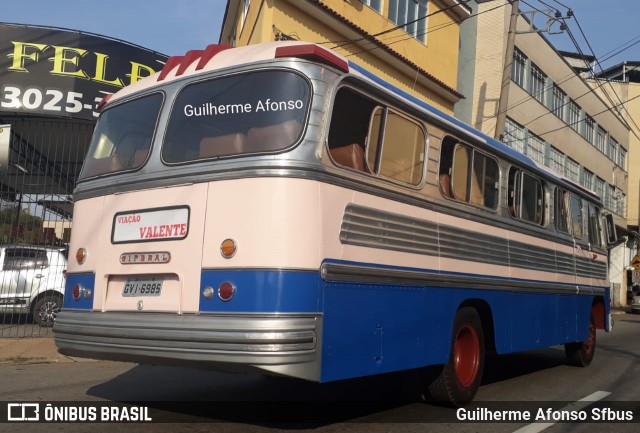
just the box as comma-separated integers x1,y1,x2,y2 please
454,324,480,388
583,319,596,355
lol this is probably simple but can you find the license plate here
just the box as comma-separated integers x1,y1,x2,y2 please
122,278,163,297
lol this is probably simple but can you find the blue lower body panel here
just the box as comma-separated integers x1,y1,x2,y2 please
198,265,603,383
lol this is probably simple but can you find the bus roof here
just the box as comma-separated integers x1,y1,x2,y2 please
103,41,601,203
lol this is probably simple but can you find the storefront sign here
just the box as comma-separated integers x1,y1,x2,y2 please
0,23,168,121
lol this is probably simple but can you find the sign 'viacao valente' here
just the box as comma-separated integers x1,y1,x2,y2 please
0,23,168,121
112,207,190,244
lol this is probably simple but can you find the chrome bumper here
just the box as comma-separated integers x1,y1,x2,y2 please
54,310,322,381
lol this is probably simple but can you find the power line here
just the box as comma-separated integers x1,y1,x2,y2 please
569,11,640,139
537,90,640,138
475,32,640,130
508,1,640,143
474,1,640,140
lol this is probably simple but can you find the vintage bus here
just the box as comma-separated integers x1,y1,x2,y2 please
54,41,615,406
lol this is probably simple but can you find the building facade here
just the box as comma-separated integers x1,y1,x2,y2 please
219,0,471,114
456,1,633,305
596,62,640,234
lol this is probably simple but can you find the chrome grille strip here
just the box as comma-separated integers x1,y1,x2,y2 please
340,204,607,281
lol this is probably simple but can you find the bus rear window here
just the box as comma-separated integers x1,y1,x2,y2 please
162,70,310,163
79,93,163,180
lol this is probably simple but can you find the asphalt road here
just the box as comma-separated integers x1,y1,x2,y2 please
1,312,639,433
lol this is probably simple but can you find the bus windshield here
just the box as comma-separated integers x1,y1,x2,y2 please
79,93,163,180
162,70,310,163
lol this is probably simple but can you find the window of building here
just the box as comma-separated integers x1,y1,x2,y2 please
439,138,499,209
595,126,606,153
512,48,527,88
242,0,251,28
582,168,594,190
526,133,545,164
594,177,606,204
388,0,428,42
567,100,580,131
529,63,546,104
618,147,627,169
608,136,618,161
362,0,382,13
548,146,564,174
565,158,579,183
508,167,544,225
551,84,565,118
583,115,595,142
504,117,525,153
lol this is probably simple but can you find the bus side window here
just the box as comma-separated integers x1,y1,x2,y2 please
440,137,498,209
365,107,425,185
328,87,376,173
438,137,456,198
570,194,584,239
587,204,602,247
554,188,571,234
509,167,544,225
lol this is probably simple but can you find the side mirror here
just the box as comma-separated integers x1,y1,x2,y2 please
604,213,617,246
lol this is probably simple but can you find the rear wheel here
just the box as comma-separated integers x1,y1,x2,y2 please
565,313,596,367
32,294,63,327
426,307,485,406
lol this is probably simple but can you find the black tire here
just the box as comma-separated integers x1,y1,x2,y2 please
32,293,63,327
565,313,596,367
426,307,485,407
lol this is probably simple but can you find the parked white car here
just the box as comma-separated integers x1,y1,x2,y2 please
0,246,67,327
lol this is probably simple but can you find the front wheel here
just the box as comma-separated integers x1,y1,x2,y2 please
565,313,596,367
32,294,63,327
426,307,485,407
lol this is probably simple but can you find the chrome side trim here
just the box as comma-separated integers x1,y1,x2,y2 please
340,204,608,281
320,262,606,296
54,311,322,381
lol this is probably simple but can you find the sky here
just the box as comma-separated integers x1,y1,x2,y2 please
1,0,640,70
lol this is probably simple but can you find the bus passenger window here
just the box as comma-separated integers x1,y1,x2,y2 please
554,188,571,234
363,108,425,185
570,194,584,239
80,93,162,179
247,119,302,152
587,204,603,248
440,137,498,209
509,168,543,225
452,145,471,201
200,133,247,158
471,152,499,208
330,143,367,172
163,70,310,163
328,87,377,173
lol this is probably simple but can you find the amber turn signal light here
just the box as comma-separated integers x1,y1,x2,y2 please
220,239,237,258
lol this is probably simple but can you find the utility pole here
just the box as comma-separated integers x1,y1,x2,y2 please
494,0,520,141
